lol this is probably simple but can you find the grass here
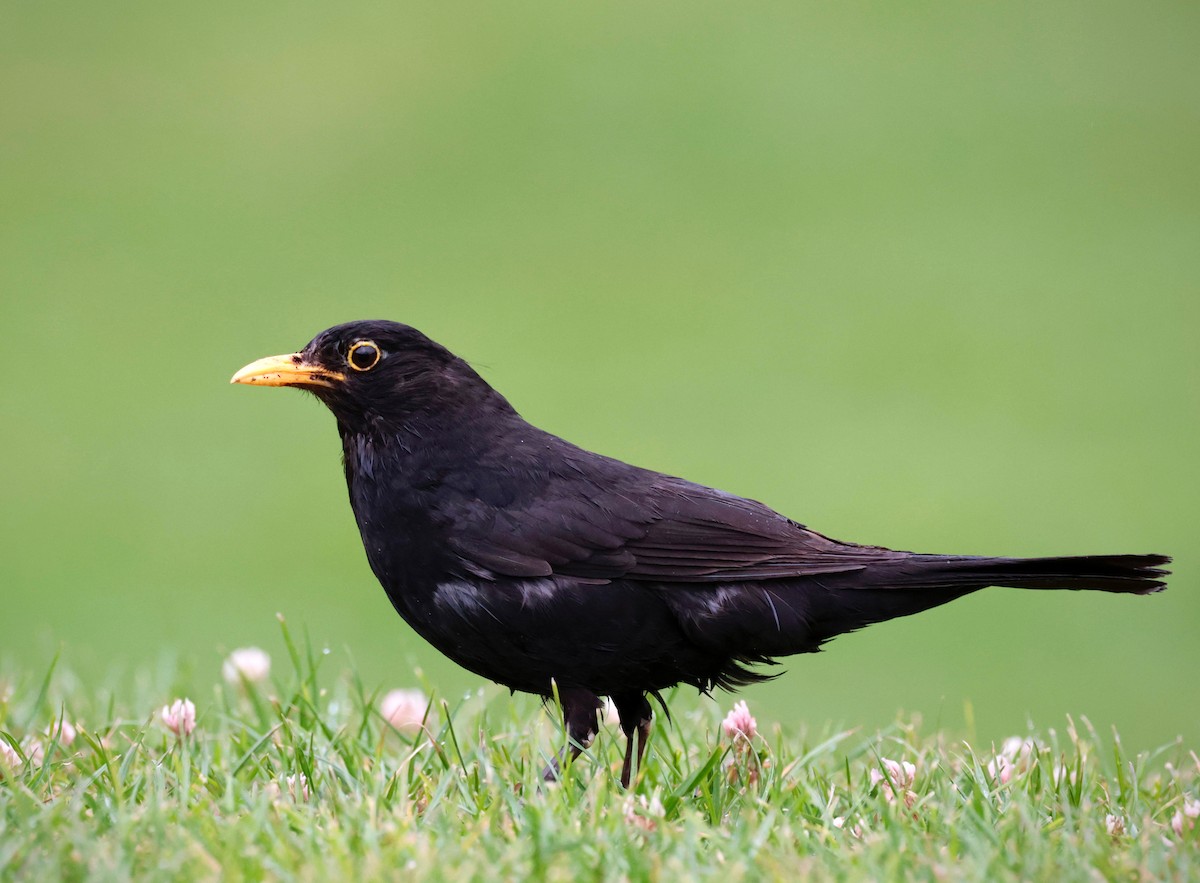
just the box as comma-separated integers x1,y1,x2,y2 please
1,622,1197,881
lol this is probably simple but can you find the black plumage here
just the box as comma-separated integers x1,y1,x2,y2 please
232,320,1170,787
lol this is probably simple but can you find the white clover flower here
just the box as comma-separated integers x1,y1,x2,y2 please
46,719,77,747
1106,814,1125,836
871,758,917,790
832,816,864,838
24,739,46,764
222,647,271,686
622,793,665,832
286,773,310,802
987,754,1014,784
1000,736,1027,758
871,758,918,804
379,688,428,733
1185,797,1200,819
161,698,196,737
987,737,1036,783
721,701,762,785
721,701,757,741
1172,797,1200,835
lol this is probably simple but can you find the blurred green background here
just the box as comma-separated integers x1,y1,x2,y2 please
2,2,1196,748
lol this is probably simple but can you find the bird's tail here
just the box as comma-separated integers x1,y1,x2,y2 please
689,552,1169,689
867,552,1171,595
789,552,1170,652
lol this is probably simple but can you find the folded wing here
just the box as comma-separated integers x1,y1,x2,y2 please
445,461,906,584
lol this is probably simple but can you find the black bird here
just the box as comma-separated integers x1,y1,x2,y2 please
232,320,1169,787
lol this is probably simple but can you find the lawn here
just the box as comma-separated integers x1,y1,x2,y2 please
2,622,1197,881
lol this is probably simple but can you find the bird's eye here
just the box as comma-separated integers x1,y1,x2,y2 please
347,341,381,372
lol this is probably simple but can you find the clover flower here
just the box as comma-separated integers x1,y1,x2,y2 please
46,719,78,747
1172,797,1200,836
871,758,918,806
722,701,757,741
380,689,428,733
987,736,1037,784
161,698,196,738
286,773,310,802
721,701,762,785
832,816,864,838
222,647,271,686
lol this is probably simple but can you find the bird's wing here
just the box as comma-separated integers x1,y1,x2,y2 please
445,462,904,583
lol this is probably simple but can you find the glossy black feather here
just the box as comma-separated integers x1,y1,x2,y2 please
242,320,1171,784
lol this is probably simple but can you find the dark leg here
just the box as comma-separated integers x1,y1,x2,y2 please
611,693,653,789
541,687,602,783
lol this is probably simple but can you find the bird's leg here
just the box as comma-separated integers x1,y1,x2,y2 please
612,693,654,789
541,687,602,783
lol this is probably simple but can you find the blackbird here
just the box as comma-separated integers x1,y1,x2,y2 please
232,320,1169,787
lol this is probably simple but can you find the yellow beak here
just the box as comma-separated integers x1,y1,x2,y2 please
230,353,345,389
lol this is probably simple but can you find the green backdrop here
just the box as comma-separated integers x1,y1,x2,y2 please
2,2,1196,748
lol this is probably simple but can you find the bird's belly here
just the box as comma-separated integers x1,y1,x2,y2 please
393,576,710,696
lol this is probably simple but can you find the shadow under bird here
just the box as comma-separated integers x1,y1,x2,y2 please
232,320,1170,788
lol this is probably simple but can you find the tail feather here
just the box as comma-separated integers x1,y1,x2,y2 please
892,552,1171,595
675,552,1170,685
790,552,1171,652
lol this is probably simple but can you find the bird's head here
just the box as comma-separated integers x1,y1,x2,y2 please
231,320,508,433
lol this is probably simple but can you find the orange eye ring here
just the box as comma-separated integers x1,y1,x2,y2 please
347,340,381,372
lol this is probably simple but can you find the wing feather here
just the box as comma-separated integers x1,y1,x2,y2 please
443,457,901,584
